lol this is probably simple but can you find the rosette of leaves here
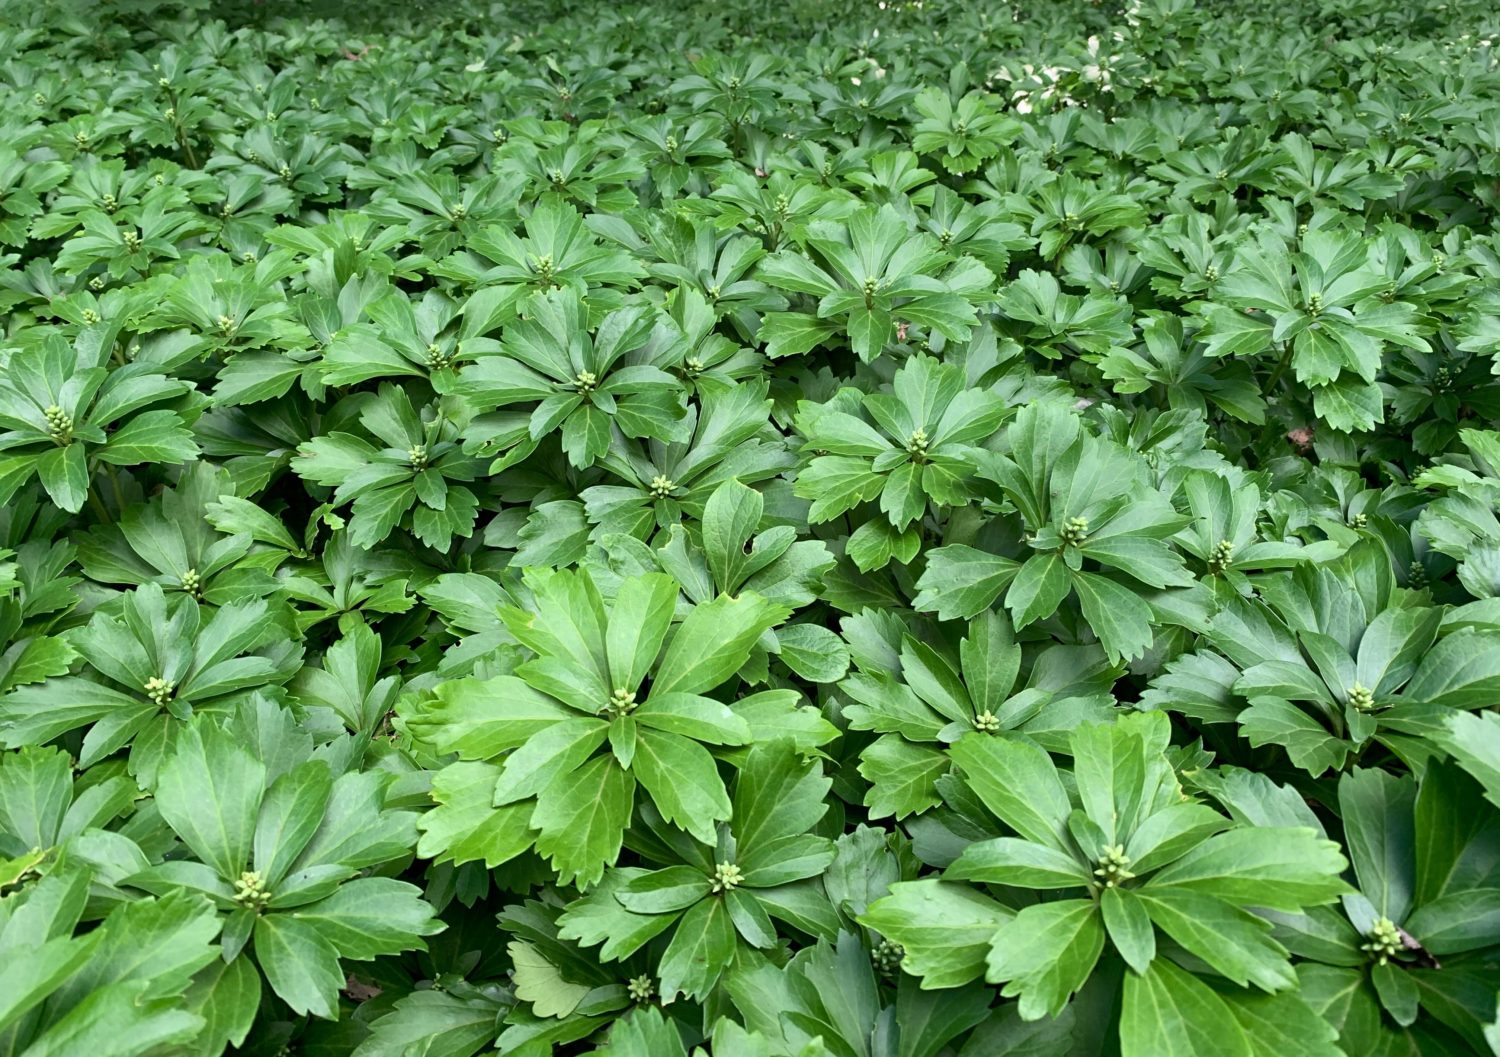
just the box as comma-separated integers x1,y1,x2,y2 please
911,81,1017,175
994,269,1135,362
0,868,225,1057
726,932,995,1057
756,204,995,362
638,215,784,345
1263,765,1500,1054
0,146,68,247
1170,467,1343,595
316,287,474,391
292,385,485,550
205,125,351,209
74,463,280,604
809,72,918,137
1195,225,1429,432
912,185,1032,278
53,186,207,278
861,713,1352,1057
0,330,201,513
26,156,152,242
1144,127,1279,204
595,478,845,691
613,114,733,200
556,741,838,1001
580,381,791,540
668,53,785,130
913,401,1194,662
1196,546,1500,774
289,622,404,740
841,610,1115,819
457,287,689,471
793,355,1009,570
510,133,644,213
152,254,310,374
702,169,855,254
271,530,417,636
1133,211,1240,302
0,582,302,785
365,170,523,260
1099,313,1269,427
405,567,798,886
1271,133,1405,210
0,495,80,696
434,197,646,317
655,286,766,392
126,715,442,1024
1001,171,1148,261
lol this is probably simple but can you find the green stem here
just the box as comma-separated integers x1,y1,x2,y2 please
1264,341,1293,393
106,464,127,512
177,126,199,170
86,485,112,525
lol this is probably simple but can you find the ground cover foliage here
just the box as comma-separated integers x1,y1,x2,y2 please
2,0,1500,1052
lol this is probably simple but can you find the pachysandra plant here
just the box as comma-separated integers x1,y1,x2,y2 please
126,711,442,1024
0,330,202,513
756,203,996,362
0,581,301,785
0,0,1499,1053
403,566,805,886
862,713,1353,1057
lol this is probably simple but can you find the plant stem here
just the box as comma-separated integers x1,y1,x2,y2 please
1264,341,1293,393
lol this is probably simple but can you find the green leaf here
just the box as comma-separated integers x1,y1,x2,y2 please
1119,959,1253,1057
946,837,1091,889
657,896,736,1000
605,572,678,693
253,913,345,1019
155,721,266,881
253,759,333,886
291,876,441,959
913,546,1020,620
1136,888,1296,991
774,623,850,683
859,880,1012,988
34,444,89,514
1007,552,1070,629
1405,629,1500,709
533,754,635,886
491,718,608,805
1223,990,1344,1057
22,982,204,1057
846,518,923,572
418,761,536,868
1073,571,1156,663
508,939,592,1018
618,866,711,913
1369,960,1419,1026
985,899,1104,1020
950,734,1071,851
1338,768,1415,922
652,592,786,696
1147,827,1351,911
1101,887,1156,975
631,728,731,843
1239,697,1350,776
858,736,946,819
